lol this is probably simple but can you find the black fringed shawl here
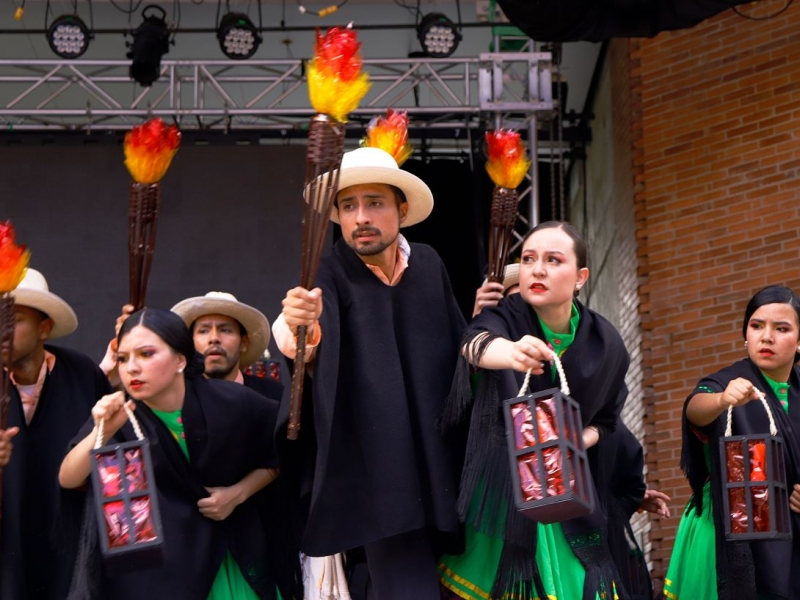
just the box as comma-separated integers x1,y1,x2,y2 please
680,359,800,600
441,294,631,600
596,420,651,600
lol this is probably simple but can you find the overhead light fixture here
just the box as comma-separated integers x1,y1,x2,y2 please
217,12,262,59
417,12,462,58
127,5,171,87
47,14,91,59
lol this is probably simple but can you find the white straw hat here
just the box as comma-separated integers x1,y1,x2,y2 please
501,263,520,294
329,147,434,227
10,268,78,339
482,263,520,295
171,292,270,368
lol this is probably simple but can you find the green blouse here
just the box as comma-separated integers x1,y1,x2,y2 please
761,373,789,414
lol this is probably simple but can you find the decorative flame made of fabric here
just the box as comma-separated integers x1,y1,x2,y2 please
485,129,531,190
307,26,371,122
0,221,30,293
364,109,413,166
124,118,182,185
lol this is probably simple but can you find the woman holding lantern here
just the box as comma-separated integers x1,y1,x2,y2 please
664,285,800,600
59,308,298,600
438,220,631,600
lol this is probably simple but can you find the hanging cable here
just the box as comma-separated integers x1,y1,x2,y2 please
732,0,792,20
555,60,565,220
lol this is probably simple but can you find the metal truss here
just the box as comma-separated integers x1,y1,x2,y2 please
0,51,563,240
0,53,554,133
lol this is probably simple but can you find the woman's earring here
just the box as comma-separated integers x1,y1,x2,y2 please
744,341,748,348
178,367,184,374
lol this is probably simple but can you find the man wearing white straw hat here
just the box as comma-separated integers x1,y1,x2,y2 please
171,291,283,403
274,146,466,600
0,268,112,600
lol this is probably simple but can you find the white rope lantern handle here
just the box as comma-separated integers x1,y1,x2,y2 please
517,350,571,398
724,388,778,438
94,401,146,450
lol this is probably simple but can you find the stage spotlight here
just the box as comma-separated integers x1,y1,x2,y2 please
47,15,91,59
217,12,262,59
127,5,171,87
417,12,461,58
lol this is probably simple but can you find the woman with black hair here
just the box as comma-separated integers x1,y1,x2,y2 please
59,308,297,600
664,285,800,600
438,221,631,600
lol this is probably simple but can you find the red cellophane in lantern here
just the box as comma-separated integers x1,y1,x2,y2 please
91,406,164,572
503,361,594,524
720,393,791,541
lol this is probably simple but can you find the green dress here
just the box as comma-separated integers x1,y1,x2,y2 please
662,376,789,600
151,409,281,600
439,306,611,600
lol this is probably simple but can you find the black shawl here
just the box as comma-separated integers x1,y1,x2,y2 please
441,293,630,600
0,345,111,600
680,359,800,600
278,237,467,557
595,419,651,600
242,373,284,403
66,377,296,600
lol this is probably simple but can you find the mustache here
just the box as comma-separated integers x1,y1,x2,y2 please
204,345,228,358
352,226,381,239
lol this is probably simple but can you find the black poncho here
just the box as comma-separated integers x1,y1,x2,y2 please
282,237,467,557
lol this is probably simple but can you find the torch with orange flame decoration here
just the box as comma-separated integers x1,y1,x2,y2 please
363,109,413,166
123,118,180,312
0,221,30,526
288,26,370,440
485,130,531,284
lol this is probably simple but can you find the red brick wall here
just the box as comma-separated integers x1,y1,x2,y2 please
630,1,800,588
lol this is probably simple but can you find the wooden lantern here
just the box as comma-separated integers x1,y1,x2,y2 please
90,405,164,573
719,393,791,541
502,355,594,524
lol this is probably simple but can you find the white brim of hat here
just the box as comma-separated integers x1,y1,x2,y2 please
482,263,520,295
502,264,520,293
11,288,78,339
171,297,270,368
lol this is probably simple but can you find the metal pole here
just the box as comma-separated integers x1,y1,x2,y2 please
528,114,539,227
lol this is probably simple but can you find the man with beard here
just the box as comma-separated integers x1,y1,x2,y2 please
1,268,111,599
171,291,283,402
274,147,466,600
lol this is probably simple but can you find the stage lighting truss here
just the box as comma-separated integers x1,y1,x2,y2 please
47,13,92,59
417,12,462,58
217,12,262,59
